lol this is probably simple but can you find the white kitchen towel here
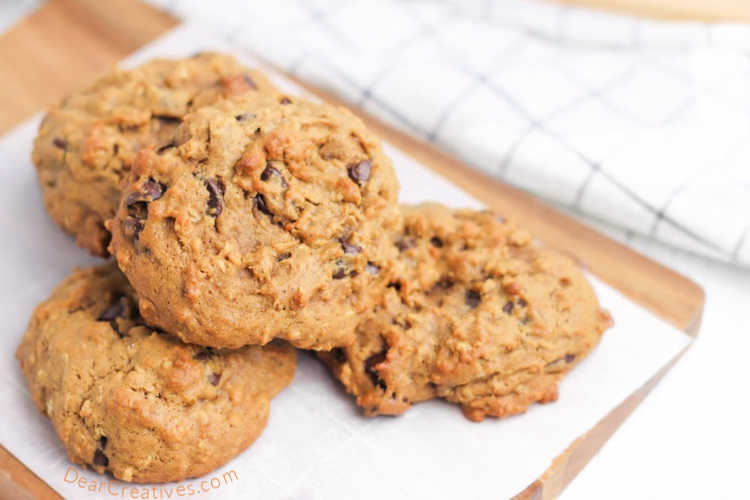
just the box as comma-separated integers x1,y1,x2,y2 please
136,0,750,267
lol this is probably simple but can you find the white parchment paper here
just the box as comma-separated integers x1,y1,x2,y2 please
0,25,691,500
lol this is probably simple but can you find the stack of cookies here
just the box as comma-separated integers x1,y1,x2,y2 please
16,53,612,484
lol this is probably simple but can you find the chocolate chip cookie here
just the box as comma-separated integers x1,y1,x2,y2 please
33,52,279,256
16,263,296,483
319,203,612,421
108,96,401,350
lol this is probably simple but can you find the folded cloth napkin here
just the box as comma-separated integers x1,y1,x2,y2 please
117,1,750,266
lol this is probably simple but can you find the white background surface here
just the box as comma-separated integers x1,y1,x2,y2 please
1,2,749,499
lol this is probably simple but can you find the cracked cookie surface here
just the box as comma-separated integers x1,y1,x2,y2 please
33,53,279,256
108,96,401,350
16,262,296,483
319,203,612,421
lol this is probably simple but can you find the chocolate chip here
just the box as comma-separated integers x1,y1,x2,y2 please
430,236,443,248
347,160,371,185
243,74,258,89
518,298,528,307
157,140,176,154
98,296,127,322
142,178,165,200
364,351,387,390
209,373,221,386
331,347,347,363
465,290,481,308
154,115,181,125
365,262,380,275
387,281,402,292
123,217,145,239
280,96,292,105
332,268,347,280
260,165,288,188
93,450,109,467
503,301,514,314
436,279,454,289
205,178,225,217
340,239,362,254
254,193,272,216
99,436,108,449
277,252,292,262
126,178,165,219
235,113,254,122
52,137,67,150
193,349,215,361
395,238,416,252
565,353,576,363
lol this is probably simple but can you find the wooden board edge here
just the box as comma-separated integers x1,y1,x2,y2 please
547,0,750,22
0,445,62,500
513,341,694,499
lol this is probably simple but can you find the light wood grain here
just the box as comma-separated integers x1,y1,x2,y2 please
0,0,177,134
549,0,750,21
0,1,705,499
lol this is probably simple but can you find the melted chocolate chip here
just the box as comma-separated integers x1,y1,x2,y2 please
254,193,272,216
565,353,576,363
142,178,165,200
280,96,292,105
465,290,481,308
93,450,109,467
364,351,387,390
157,140,176,154
193,349,215,361
205,178,225,217
235,113,254,122
436,279,454,289
365,262,380,275
395,238,416,252
277,252,292,262
123,217,145,239
99,436,108,450
260,165,288,188
387,281,402,292
430,236,443,248
340,240,362,254
332,268,347,280
332,347,347,363
347,160,371,185
52,137,67,150
209,373,221,386
502,301,514,314
98,296,127,322
154,115,181,125
126,178,165,220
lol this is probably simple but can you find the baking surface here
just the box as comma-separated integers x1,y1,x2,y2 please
0,24,693,500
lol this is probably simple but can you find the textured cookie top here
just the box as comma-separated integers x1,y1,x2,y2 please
109,96,401,350
320,203,611,421
16,263,296,483
33,52,279,256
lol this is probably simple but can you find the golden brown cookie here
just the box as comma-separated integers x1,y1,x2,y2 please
33,52,280,256
16,263,296,483
319,203,611,421
108,96,401,350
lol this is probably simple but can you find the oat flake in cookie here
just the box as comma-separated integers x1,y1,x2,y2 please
108,96,401,350
319,203,612,422
16,263,296,483
33,52,279,256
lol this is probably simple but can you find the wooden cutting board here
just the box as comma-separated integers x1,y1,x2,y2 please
0,1,706,499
